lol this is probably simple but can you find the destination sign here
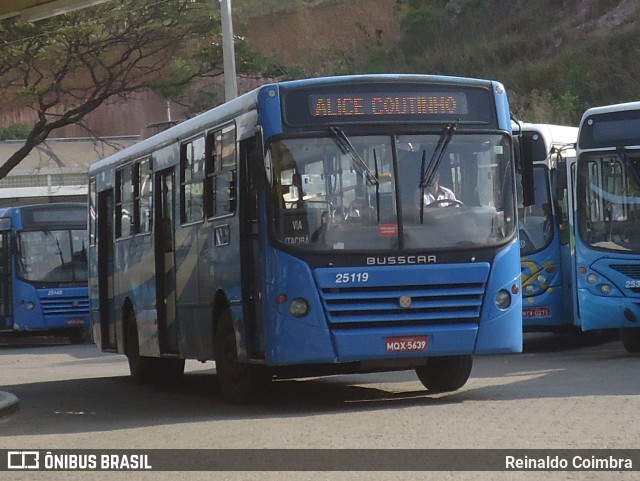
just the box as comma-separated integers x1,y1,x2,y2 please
579,109,640,149
309,93,468,118
281,83,495,127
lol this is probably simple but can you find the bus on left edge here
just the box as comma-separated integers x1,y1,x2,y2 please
0,203,90,343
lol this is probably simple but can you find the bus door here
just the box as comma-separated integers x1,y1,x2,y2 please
155,169,179,354
0,231,11,330
97,190,117,350
239,139,264,359
565,154,581,325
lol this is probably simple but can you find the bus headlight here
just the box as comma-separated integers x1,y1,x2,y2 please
289,298,310,318
495,290,511,310
25,302,35,311
600,284,612,295
587,274,598,284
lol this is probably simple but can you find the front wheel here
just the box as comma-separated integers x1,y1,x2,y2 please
620,328,640,353
214,309,269,404
415,355,473,393
68,327,89,345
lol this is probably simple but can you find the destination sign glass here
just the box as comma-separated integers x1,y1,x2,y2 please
579,109,640,149
309,92,468,118
282,83,495,127
23,206,86,229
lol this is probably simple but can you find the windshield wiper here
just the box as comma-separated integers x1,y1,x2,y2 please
617,146,640,188
329,127,379,186
418,121,458,222
419,122,458,189
44,230,65,266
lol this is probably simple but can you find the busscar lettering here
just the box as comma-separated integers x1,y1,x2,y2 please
366,255,436,265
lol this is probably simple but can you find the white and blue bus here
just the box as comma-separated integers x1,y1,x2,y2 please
0,203,90,343
570,101,640,352
88,74,526,403
516,123,577,331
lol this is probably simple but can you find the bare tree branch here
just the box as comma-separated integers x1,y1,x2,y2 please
0,0,223,180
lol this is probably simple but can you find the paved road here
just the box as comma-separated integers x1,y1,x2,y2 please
0,333,638,481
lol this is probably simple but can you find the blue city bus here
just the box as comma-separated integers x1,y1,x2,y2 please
571,101,640,352
88,74,526,403
0,203,90,343
516,123,577,331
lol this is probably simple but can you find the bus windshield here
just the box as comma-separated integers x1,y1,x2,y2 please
578,151,640,252
518,166,553,255
269,133,515,251
17,230,88,283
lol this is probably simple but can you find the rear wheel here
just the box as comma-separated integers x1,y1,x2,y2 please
214,309,269,404
620,328,640,353
125,314,184,384
415,355,473,393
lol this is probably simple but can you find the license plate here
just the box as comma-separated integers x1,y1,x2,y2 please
522,307,552,318
386,336,428,352
67,318,85,326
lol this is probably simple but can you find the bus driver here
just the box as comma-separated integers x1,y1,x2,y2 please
423,170,458,206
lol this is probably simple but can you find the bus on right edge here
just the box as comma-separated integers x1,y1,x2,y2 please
517,123,577,333
571,101,640,352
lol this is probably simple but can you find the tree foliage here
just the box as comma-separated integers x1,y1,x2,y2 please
327,0,640,125
0,0,240,179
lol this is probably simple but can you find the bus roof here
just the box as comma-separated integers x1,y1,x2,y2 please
579,101,640,126
514,122,577,142
88,74,504,177
0,201,86,217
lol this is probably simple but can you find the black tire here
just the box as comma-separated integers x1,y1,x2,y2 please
415,355,473,393
214,309,269,404
68,327,88,345
125,314,185,385
620,328,640,354
574,328,616,347
125,316,153,384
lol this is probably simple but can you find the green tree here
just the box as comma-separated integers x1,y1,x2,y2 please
0,0,261,180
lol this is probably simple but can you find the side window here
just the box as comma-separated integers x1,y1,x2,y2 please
135,158,153,234
116,165,134,239
206,123,237,218
181,137,205,224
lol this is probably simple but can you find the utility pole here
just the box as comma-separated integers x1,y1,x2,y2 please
219,0,238,101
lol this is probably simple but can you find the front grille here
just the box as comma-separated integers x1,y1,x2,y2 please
610,264,640,279
39,296,89,315
320,282,485,328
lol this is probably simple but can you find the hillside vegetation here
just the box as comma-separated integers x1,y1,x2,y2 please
236,0,640,124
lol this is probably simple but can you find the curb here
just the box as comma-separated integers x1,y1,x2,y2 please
0,391,19,420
